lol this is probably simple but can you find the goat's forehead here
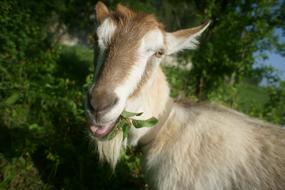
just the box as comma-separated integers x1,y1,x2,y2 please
97,17,164,49
141,29,164,50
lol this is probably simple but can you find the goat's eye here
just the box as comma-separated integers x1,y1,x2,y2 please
154,49,165,58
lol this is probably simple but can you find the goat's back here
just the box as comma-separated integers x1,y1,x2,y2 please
143,102,285,190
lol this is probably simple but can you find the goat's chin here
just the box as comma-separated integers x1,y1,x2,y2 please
95,130,125,169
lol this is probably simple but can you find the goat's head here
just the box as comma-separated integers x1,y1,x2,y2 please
86,1,210,139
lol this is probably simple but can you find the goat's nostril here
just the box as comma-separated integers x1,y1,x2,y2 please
89,94,118,114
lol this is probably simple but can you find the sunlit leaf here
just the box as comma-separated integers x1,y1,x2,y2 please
104,112,158,141
5,93,19,105
121,120,130,140
121,111,143,118
132,117,158,128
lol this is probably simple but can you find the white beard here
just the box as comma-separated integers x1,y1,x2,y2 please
95,131,125,169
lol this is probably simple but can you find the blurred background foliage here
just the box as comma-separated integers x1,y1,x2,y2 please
0,0,284,189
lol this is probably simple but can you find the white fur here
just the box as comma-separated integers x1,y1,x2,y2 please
97,18,117,49
143,29,165,56
95,130,125,169
94,19,117,82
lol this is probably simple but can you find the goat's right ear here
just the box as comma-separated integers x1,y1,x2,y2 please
165,21,211,55
95,1,109,23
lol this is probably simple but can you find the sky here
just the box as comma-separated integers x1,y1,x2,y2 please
266,53,285,80
257,28,285,82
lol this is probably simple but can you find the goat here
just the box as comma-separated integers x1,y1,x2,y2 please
86,2,285,190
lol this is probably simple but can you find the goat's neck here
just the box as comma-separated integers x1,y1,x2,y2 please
125,66,170,146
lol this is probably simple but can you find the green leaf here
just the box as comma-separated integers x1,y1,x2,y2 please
132,117,158,128
121,121,130,140
103,112,158,141
5,93,19,105
121,111,143,118
106,126,121,141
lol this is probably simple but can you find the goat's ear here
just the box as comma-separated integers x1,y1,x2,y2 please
95,1,109,23
116,3,135,18
165,21,211,55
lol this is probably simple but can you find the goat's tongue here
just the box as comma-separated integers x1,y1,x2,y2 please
90,123,114,137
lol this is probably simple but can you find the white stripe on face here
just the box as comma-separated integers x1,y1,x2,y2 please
94,18,117,82
97,18,117,49
114,29,164,99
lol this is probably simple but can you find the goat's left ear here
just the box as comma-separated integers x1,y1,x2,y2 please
95,1,109,23
116,3,135,18
165,21,211,55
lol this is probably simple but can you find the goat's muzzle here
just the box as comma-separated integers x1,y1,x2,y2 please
86,87,120,138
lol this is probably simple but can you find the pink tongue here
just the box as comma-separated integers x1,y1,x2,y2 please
90,124,113,136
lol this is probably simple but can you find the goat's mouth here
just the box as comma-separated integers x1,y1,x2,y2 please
86,99,126,139
89,120,117,138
